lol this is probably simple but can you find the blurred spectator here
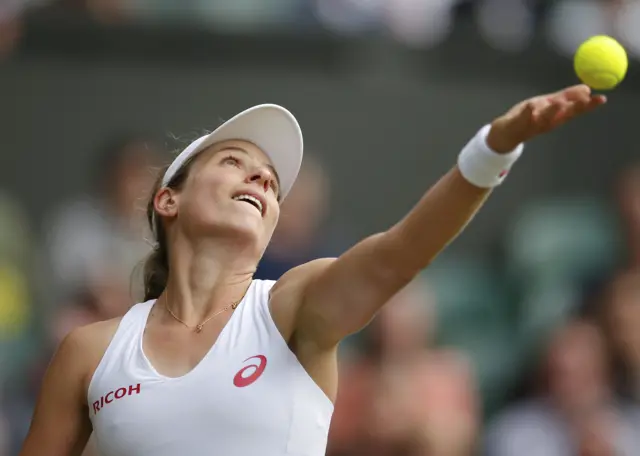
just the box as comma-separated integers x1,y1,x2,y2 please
0,411,9,456
421,254,520,419
546,0,625,58
44,133,161,315
0,0,56,57
48,289,105,343
385,0,455,48
255,154,347,280
476,0,535,52
615,0,640,58
328,279,479,456
3,288,104,455
0,192,32,338
0,191,36,407
0,0,30,61
191,0,302,31
603,270,640,403
485,315,640,456
616,165,640,269
80,0,305,30
313,0,385,36
505,198,618,372
0,14,21,61
84,0,129,24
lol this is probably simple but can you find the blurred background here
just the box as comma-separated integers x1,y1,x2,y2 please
1,0,640,455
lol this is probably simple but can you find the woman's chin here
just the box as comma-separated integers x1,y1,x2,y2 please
202,214,269,245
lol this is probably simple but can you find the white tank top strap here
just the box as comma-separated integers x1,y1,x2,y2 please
253,279,297,347
213,280,273,353
87,300,155,401
254,279,278,331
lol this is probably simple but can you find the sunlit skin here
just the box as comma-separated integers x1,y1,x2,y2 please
156,139,280,247
19,85,609,456
144,141,285,374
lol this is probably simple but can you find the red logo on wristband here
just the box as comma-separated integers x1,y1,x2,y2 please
499,170,508,178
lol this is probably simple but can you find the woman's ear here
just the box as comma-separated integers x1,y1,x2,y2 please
154,187,178,218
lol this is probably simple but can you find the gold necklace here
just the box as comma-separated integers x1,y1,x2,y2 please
164,299,241,333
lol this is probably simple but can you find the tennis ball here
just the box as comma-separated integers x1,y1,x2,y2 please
574,35,628,90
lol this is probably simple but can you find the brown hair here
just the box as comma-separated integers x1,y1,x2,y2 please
142,155,198,301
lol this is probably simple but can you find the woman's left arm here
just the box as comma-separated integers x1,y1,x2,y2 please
273,85,605,349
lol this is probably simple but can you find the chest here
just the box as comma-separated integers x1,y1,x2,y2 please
87,292,334,456
90,349,295,455
142,321,229,378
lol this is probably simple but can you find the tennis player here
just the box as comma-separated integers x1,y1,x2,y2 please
20,85,605,456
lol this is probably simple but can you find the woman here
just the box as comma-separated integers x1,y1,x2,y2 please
21,86,605,456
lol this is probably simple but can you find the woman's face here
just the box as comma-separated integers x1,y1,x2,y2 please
156,140,281,255
546,320,610,413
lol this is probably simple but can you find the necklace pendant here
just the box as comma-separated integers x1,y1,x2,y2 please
195,324,203,333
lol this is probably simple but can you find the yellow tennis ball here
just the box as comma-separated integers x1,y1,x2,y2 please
574,35,628,90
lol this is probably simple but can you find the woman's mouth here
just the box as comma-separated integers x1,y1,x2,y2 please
232,194,264,216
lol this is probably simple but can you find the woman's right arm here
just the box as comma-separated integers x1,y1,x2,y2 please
20,327,94,456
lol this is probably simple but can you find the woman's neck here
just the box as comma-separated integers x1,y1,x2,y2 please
162,236,259,323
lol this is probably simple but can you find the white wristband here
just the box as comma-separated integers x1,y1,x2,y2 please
457,124,524,188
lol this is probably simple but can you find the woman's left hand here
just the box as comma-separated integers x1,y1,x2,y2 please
486,84,607,154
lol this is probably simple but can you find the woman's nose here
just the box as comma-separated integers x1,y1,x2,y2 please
247,166,272,192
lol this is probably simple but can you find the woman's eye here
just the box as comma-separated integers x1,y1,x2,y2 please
223,156,240,166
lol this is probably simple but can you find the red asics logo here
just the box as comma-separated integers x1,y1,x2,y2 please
233,355,267,387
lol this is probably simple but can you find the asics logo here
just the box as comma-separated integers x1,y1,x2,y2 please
233,355,267,387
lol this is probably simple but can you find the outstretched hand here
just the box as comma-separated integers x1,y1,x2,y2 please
486,84,607,154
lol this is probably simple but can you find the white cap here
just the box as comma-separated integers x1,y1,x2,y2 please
162,104,304,201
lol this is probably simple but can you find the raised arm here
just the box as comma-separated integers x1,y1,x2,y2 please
275,84,605,349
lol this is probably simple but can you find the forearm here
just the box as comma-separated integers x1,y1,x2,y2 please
384,166,491,275
296,126,521,344
382,123,523,277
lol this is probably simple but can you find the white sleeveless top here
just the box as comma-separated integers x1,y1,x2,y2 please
88,279,334,456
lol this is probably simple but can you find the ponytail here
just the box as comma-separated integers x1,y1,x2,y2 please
143,241,169,301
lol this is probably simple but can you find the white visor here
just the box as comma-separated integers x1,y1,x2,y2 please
162,104,304,201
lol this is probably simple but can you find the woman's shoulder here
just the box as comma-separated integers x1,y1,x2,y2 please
61,317,124,391
71,317,123,350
